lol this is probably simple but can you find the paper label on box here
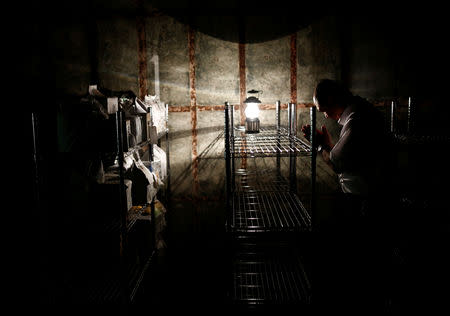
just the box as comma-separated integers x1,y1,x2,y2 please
107,97,118,114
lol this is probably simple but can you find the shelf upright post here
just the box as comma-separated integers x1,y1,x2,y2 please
287,102,292,138
276,100,281,131
162,103,171,250
288,102,297,192
276,101,281,175
149,105,154,161
230,103,235,192
310,106,317,231
407,96,413,135
165,103,171,199
390,100,395,134
150,195,156,250
146,104,157,253
290,102,297,136
224,102,232,232
31,112,40,211
115,108,129,305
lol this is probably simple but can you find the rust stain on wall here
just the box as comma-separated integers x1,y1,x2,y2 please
199,105,225,111
137,15,147,100
167,103,315,112
259,103,287,110
188,26,199,196
168,106,190,112
290,33,297,105
238,40,247,168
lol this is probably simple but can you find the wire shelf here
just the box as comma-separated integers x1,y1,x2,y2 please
85,262,141,303
89,217,121,234
70,261,123,303
392,133,450,145
231,127,312,158
232,249,311,304
234,168,290,192
73,252,155,303
231,191,311,233
87,209,146,234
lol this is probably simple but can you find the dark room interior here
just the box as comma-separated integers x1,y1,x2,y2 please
28,0,450,313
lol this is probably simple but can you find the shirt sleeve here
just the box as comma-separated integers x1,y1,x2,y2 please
329,116,364,174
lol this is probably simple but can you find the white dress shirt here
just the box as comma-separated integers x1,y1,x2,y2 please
329,97,386,196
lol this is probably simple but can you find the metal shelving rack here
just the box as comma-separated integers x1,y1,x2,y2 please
232,245,311,306
67,95,170,305
231,191,310,233
389,97,450,145
224,101,316,234
114,101,170,305
35,91,169,305
224,100,316,308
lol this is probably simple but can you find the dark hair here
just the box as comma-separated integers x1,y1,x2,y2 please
313,79,353,108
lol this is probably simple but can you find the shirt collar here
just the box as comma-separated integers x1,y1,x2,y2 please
337,104,353,126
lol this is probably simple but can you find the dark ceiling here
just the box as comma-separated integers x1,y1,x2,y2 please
28,0,336,43
148,0,334,43
28,0,436,44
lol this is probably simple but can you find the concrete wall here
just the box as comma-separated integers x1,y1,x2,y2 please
147,15,190,104
97,17,140,93
196,32,240,105
50,21,92,96
297,15,342,102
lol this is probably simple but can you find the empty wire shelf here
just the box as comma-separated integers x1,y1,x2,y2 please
231,191,311,233
392,133,450,145
232,248,311,305
231,127,312,158
234,168,290,192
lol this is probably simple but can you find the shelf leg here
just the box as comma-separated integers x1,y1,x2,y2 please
224,102,232,232
310,106,317,231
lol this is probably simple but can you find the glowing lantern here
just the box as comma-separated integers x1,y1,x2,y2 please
244,90,261,133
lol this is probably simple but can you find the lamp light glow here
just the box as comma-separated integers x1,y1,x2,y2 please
244,90,262,133
245,102,260,119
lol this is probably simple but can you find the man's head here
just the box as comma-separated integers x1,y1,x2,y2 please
313,79,352,120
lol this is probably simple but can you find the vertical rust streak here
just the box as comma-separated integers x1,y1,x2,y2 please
290,33,297,105
137,15,147,100
188,26,199,196
239,43,246,126
238,42,247,168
